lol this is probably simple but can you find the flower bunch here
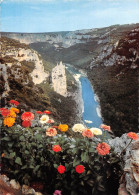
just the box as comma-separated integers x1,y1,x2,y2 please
0,102,20,127
21,112,34,128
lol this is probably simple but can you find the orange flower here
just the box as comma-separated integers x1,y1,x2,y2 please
128,132,138,140
58,124,68,132
46,127,57,136
96,142,110,155
1,153,5,158
10,107,19,114
82,129,94,138
8,110,16,118
3,117,15,127
100,124,111,131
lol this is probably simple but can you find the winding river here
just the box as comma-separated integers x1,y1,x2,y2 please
66,64,103,128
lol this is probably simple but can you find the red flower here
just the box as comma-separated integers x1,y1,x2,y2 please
0,108,10,117
52,145,61,152
10,100,19,106
36,111,43,115
22,121,31,128
128,132,138,140
21,112,34,121
44,110,51,115
57,165,65,174
96,142,110,156
100,124,111,131
52,126,58,129
76,165,85,174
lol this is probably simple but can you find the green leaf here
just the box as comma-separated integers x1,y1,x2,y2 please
73,159,80,167
19,135,25,141
35,134,42,141
1,137,11,141
10,152,16,158
53,164,58,168
81,152,89,163
15,157,22,165
25,150,30,155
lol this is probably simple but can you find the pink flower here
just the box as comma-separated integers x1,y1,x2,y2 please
53,190,62,195
46,127,57,136
100,124,111,131
47,119,55,124
82,129,94,138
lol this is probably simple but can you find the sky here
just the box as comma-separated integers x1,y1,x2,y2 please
0,0,139,33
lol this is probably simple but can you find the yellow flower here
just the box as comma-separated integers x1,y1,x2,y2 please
10,107,19,114
58,124,68,132
3,117,15,127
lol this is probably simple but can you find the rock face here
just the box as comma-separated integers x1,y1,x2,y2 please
51,61,67,97
1,38,49,85
108,135,139,195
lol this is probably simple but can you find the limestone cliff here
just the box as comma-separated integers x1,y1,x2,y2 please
51,61,67,97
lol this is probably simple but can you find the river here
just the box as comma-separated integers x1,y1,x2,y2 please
66,64,103,128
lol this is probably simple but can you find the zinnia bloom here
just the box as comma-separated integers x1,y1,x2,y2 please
52,145,61,152
58,124,68,132
47,119,55,124
90,128,102,135
53,190,62,195
128,132,138,140
0,108,10,117
46,127,57,136
36,111,43,115
10,100,19,106
10,107,19,114
72,124,85,133
76,165,85,174
22,121,31,128
40,115,49,124
8,110,16,118
3,117,15,127
96,142,110,156
21,112,34,121
82,129,94,138
44,110,51,114
100,124,111,132
57,165,65,174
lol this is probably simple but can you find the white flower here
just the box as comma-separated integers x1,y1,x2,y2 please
90,128,102,135
84,120,93,124
40,115,49,124
72,124,85,133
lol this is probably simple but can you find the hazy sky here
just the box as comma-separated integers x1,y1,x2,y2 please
0,0,139,32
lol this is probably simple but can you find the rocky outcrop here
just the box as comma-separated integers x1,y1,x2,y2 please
51,61,67,97
1,38,49,85
108,134,139,195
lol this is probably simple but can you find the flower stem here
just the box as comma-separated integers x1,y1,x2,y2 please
120,139,132,156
